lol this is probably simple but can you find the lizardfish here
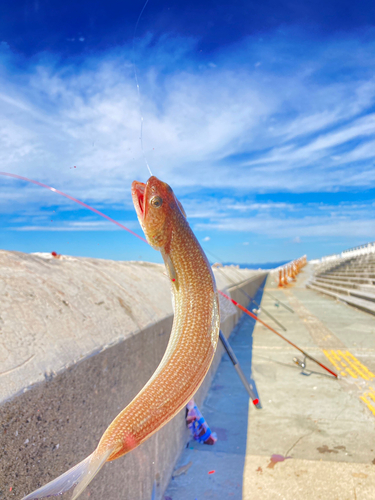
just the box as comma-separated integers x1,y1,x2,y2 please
22,176,220,500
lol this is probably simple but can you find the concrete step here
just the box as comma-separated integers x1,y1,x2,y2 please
331,271,375,277
311,279,375,304
343,264,375,268
313,280,354,295
339,265,375,271
319,274,375,285
340,264,375,269
341,259,375,264
315,277,360,290
359,284,375,294
307,283,375,316
324,272,375,279
318,279,375,296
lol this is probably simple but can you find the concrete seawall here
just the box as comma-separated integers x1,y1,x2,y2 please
0,250,267,500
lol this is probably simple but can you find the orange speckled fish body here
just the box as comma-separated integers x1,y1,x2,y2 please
21,176,220,500
97,176,220,460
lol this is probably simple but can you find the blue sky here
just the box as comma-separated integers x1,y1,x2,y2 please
0,0,374,265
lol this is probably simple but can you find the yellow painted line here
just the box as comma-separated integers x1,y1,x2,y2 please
360,396,375,416
322,350,347,377
366,392,375,404
337,351,371,380
324,351,375,418
345,367,358,378
323,349,374,381
342,351,374,380
345,351,375,378
331,351,341,361
322,350,342,372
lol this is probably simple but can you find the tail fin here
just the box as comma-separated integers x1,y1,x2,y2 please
22,445,117,500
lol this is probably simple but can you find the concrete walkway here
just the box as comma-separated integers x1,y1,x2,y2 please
164,265,375,500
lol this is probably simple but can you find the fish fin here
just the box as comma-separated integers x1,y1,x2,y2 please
176,199,186,218
22,445,118,500
162,251,178,289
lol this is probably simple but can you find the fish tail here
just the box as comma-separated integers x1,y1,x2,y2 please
22,444,118,500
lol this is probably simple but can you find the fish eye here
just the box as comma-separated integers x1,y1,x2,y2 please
150,196,163,208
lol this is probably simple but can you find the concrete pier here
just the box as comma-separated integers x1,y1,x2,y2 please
0,249,266,500
166,264,375,499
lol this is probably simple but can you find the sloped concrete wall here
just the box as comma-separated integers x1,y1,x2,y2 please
0,250,267,500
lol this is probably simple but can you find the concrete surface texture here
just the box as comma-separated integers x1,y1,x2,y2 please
0,249,266,500
308,253,375,315
165,264,375,500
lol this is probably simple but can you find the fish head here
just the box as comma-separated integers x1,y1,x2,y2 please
132,176,186,250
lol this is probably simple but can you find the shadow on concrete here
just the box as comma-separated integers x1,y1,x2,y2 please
163,281,266,500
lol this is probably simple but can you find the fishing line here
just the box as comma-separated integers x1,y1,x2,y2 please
132,2,161,476
0,172,147,244
1,170,338,381
132,0,153,177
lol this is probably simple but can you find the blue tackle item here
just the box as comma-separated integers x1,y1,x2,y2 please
186,399,217,445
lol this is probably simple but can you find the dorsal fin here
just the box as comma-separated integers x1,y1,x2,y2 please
173,194,186,218
177,200,186,218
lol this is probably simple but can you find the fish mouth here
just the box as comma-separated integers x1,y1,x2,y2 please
131,181,147,220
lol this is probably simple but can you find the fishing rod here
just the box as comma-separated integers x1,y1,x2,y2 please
264,290,294,313
218,291,338,378
219,330,261,408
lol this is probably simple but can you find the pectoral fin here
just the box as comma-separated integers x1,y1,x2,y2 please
162,251,178,289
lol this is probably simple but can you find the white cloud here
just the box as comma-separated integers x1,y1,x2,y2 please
181,198,296,219
14,219,139,231
0,36,372,195
196,215,374,239
0,32,374,244
188,197,375,240
245,112,375,173
202,236,210,241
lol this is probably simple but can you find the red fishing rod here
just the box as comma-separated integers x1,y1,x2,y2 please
219,291,337,378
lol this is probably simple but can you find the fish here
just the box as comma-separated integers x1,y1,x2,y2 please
22,176,220,499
